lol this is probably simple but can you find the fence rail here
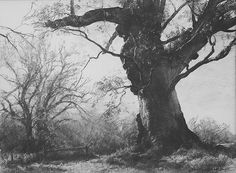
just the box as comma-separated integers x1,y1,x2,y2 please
46,146,89,154
0,145,89,162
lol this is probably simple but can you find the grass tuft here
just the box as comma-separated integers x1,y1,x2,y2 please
161,148,231,171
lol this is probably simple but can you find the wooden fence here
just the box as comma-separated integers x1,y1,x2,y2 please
0,145,89,162
45,146,89,155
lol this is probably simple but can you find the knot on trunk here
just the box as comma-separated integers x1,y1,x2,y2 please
119,28,164,95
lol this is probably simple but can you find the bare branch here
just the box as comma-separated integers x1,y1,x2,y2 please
54,118,72,126
70,0,75,15
62,28,123,58
103,88,127,116
0,33,19,53
159,0,167,22
112,89,127,110
170,0,236,64
222,29,236,32
104,31,118,51
81,51,102,74
169,37,236,92
0,98,22,121
162,1,189,31
0,26,34,38
51,102,74,120
76,51,102,86
45,7,130,28
161,33,182,44
103,85,131,93
214,17,236,33
0,74,19,86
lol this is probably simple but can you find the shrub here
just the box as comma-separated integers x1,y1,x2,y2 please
91,117,137,154
54,116,138,155
0,111,138,157
119,119,137,147
82,117,128,154
0,117,26,153
106,147,135,165
188,117,234,145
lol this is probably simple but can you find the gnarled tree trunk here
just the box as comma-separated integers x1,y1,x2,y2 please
138,77,200,151
120,20,200,151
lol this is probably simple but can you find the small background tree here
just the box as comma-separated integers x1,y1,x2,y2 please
0,42,88,153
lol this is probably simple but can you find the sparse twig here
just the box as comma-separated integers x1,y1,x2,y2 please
169,37,236,93
162,1,189,31
61,28,123,58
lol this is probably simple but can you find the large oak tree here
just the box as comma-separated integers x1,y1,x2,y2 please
46,0,236,152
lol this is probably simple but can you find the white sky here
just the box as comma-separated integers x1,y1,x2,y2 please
0,0,235,133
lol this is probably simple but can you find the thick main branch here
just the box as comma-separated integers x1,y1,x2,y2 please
170,0,236,75
170,37,236,92
45,7,131,28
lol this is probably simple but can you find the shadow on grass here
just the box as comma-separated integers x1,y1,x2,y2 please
105,146,234,173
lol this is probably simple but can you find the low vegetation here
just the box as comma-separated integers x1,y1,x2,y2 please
160,148,231,171
104,118,236,172
1,113,236,172
106,147,232,172
189,117,235,145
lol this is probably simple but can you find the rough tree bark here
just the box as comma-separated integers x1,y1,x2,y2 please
46,0,236,152
119,19,201,151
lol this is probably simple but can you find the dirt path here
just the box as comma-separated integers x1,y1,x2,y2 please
60,159,236,173
28,159,185,173
1,158,236,173
0,159,188,173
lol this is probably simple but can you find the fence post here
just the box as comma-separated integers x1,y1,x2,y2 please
11,153,13,161
85,146,88,155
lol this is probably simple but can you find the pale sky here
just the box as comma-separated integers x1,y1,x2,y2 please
0,0,235,133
